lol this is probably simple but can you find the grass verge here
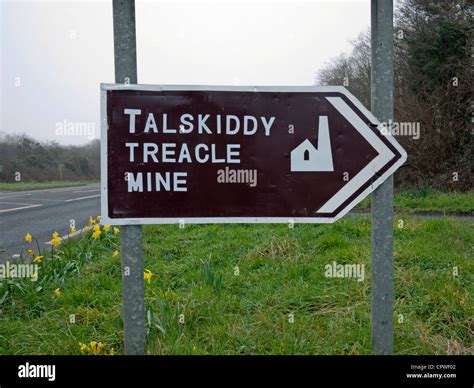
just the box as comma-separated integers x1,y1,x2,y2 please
0,215,472,355
357,189,473,214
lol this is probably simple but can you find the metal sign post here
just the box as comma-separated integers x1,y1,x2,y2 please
370,0,394,355
111,0,146,355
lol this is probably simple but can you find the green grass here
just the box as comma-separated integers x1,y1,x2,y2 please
0,215,472,355
0,180,98,191
357,189,473,214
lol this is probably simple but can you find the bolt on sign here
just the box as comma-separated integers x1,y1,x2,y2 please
100,84,406,225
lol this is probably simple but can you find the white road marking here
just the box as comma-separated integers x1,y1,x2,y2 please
44,226,90,245
65,194,101,202
14,198,65,202
1,185,99,196
0,204,42,213
0,193,32,199
49,186,99,193
0,201,38,206
50,187,83,193
73,189,100,193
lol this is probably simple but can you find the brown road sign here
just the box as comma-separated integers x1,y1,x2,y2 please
100,84,406,224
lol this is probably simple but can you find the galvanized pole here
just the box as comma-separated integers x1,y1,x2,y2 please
371,0,394,355
112,0,146,355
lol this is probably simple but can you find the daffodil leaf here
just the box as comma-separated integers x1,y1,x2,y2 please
0,291,9,304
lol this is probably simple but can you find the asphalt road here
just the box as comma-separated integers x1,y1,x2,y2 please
0,184,100,262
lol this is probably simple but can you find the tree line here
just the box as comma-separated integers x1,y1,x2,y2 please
0,133,100,182
317,0,472,191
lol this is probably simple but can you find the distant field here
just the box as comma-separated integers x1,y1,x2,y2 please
0,181,99,191
0,215,472,355
357,189,473,214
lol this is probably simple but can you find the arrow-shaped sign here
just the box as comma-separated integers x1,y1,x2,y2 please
316,95,403,217
101,84,407,225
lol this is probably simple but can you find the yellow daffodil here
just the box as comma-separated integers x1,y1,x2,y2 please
103,225,111,232
33,255,43,263
50,232,61,246
144,269,153,283
24,233,32,242
54,288,62,297
113,227,120,236
51,236,61,246
26,249,34,257
93,224,101,232
70,226,77,234
112,250,120,258
88,217,96,225
92,229,102,239
84,226,91,232
79,342,87,353
90,341,105,355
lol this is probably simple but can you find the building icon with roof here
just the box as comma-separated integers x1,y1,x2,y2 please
290,116,334,172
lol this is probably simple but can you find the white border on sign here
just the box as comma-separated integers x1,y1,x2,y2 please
100,83,407,225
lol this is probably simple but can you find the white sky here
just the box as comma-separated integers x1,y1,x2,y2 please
1,0,371,145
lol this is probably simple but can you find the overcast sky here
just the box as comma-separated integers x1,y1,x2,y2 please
1,0,371,145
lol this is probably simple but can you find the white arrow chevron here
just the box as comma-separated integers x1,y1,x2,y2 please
316,95,406,218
